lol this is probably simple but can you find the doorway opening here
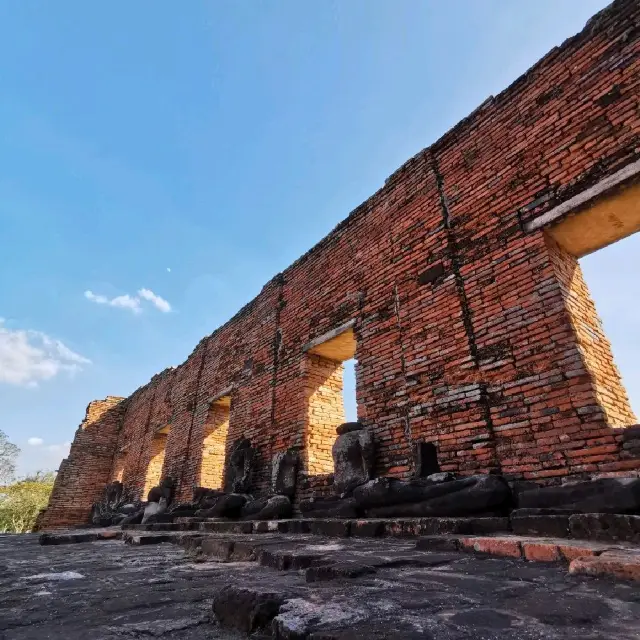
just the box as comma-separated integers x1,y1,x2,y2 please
304,323,358,475
199,395,231,489
143,425,169,498
545,178,640,426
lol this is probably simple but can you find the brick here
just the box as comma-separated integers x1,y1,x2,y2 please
522,542,562,562
459,537,523,559
569,553,640,582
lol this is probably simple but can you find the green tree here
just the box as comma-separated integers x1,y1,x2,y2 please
0,429,19,485
0,471,56,533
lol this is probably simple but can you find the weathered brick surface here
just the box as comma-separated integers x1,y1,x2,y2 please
38,397,126,529
43,0,640,528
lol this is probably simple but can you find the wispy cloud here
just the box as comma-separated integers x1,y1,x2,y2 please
84,290,142,314
84,288,172,314
28,437,44,446
138,288,172,313
0,319,90,387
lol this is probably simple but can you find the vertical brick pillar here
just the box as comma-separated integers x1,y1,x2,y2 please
39,396,125,530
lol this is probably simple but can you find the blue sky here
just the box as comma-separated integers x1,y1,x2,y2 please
1,1,638,477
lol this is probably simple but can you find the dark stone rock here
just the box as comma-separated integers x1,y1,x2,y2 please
212,585,284,633
144,513,174,524
305,562,376,582
118,503,138,515
449,609,517,630
241,496,269,518
621,425,640,443
354,475,511,518
511,507,579,515
427,471,455,483
514,591,611,626
225,438,256,494
142,499,167,524
308,519,351,537
332,427,375,495
192,487,226,510
569,513,640,543
192,486,225,502
351,520,385,537
104,481,123,507
201,539,235,560
335,421,363,436
412,440,440,478
288,520,312,534
197,493,248,518
415,536,460,552
517,477,640,514
147,487,163,503
167,508,198,518
152,476,177,505
272,448,300,497
120,510,143,526
511,514,570,538
299,497,360,519
243,495,292,520
200,520,253,534
417,262,445,286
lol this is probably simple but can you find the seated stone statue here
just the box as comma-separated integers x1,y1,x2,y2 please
237,448,300,520
142,497,168,524
271,447,299,497
241,494,292,520
332,422,375,496
196,493,248,518
224,438,256,494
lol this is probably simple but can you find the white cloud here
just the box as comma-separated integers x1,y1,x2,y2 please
47,442,71,453
84,288,171,314
0,320,90,387
27,437,44,446
84,290,141,314
138,288,172,313
166,267,171,273
17,441,71,476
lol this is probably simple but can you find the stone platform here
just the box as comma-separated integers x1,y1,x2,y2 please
4,530,640,639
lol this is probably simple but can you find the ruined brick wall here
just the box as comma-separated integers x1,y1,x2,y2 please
43,0,640,528
38,396,125,530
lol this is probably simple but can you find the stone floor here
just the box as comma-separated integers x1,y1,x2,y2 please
2,532,640,639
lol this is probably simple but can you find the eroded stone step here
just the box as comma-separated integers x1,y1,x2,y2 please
178,528,640,584
39,529,121,545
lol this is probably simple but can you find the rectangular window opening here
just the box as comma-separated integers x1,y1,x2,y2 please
304,325,358,475
545,180,640,427
199,395,231,489
143,426,169,497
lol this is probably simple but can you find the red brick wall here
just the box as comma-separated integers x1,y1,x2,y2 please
38,396,126,530
43,0,640,527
